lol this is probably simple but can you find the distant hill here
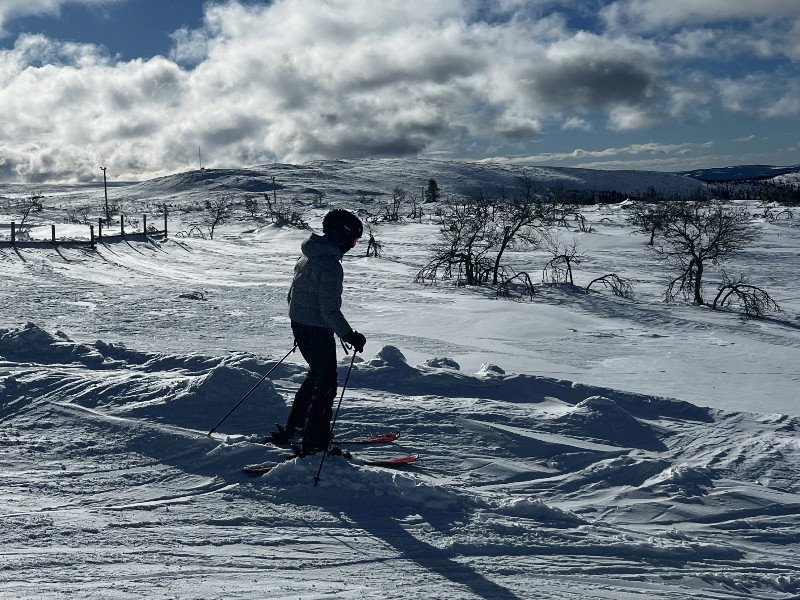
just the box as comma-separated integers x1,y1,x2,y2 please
127,158,705,201
678,164,800,182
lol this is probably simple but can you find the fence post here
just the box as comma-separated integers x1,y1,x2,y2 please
90,225,95,248
98,218,103,241
11,221,15,244
51,224,56,245
143,214,147,235
121,214,125,237
163,203,168,237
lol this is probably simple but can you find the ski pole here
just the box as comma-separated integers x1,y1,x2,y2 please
207,343,297,436
314,350,358,487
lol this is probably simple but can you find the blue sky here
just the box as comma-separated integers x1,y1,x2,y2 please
0,0,799,182
0,1,208,61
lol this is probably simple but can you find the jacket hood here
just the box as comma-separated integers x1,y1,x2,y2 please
301,233,344,260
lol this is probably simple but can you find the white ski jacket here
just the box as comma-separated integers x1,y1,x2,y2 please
287,233,354,338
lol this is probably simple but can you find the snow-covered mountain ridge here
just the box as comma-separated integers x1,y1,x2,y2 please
678,164,800,182
126,158,705,200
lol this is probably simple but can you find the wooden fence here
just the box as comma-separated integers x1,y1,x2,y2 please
0,210,168,249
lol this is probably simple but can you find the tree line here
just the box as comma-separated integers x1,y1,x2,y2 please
411,176,781,318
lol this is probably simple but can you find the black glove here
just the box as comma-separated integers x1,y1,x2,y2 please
343,330,366,353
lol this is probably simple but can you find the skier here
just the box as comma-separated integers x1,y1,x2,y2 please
267,209,367,455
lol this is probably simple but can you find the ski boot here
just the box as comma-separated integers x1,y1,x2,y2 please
264,424,296,446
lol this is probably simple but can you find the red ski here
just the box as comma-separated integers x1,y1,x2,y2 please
333,431,400,445
358,453,418,466
243,450,418,475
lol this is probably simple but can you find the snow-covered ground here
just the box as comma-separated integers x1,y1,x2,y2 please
1,161,800,599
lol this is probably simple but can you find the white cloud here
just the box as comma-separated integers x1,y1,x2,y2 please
764,87,800,119
711,73,800,121
0,0,797,181
608,105,661,130
7,0,671,180
572,155,733,171
562,116,592,131
169,27,209,66
479,141,715,165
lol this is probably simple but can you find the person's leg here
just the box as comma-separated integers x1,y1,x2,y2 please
286,364,315,433
296,326,338,454
265,323,317,444
284,322,320,431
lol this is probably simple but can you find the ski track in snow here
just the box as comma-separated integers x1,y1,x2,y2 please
1,169,800,598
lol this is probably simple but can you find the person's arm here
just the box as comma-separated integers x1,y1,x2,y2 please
317,259,353,338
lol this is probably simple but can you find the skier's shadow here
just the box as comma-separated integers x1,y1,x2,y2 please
339,506,523,600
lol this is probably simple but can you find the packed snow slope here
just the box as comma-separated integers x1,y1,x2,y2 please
1,161,800,598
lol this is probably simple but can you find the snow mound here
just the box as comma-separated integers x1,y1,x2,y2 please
94,340,223,373
642,464,717,498
493,497,585,525
551,396,665,451
263,455,474,513
0,375,29,418
424,357,461,370
367,345,408,367
126,364,284,434
477,363,506,377
560,455,670,491
0,323,104,367
351,347,713,418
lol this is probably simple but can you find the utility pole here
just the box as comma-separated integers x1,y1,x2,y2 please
101,166,110,225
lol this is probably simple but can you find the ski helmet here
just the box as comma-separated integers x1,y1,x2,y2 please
322,209,363,251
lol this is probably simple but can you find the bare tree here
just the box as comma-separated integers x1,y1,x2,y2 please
490,182,539,284
626,188,672,245
18,193,44,235
243,195,259,219
586,274,633,299
263,191,274,213
408,192,424,220
654,200,757,305
542,236,582,285
202,195,234,239
712,274,779,317
416,195,497,286
495,266,535,300
385,186,406,221
575,213,594,233
311,190,326,207
67,204,93,225
541,184,580,227
266,196,309,229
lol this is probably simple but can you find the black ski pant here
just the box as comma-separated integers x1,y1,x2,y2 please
287,321,338,451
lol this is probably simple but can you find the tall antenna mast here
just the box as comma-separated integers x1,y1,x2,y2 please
198,147,203,170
